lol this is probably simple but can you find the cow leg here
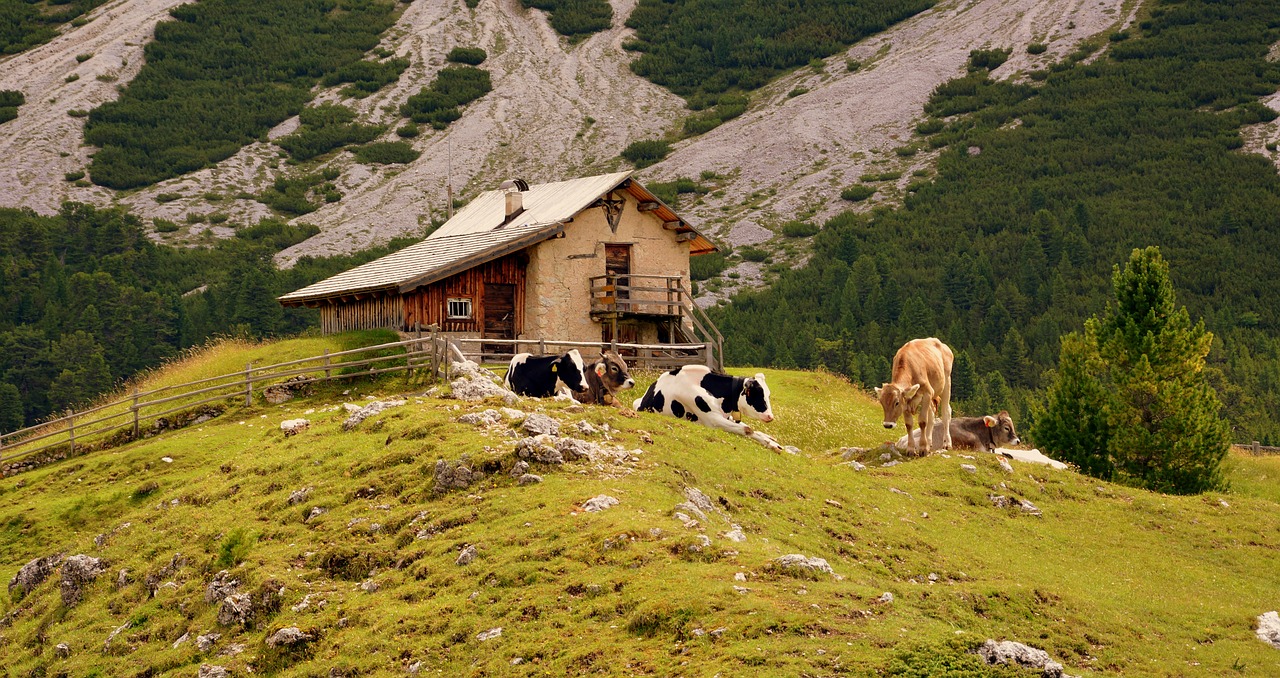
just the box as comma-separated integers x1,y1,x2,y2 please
918,391,936,454
903,409,919,455
939,381,953,450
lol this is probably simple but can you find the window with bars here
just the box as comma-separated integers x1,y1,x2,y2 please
447,297,472,319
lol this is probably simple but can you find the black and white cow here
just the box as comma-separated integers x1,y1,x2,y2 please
634,365,782,449
504,349,589,398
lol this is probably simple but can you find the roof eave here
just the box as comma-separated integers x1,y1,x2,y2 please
396,222,566,294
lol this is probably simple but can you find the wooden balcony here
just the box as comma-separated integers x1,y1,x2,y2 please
589,274,685,319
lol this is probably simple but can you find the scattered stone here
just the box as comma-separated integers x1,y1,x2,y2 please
173,632,190,649
264,376,312,404
877,592,894,604
501,408,526,421
517,473,543,485
1257,611,1280,649
734,572,747,582
94,522,132,548
960,464,977,473
54,642,70,658
825,499,842,508
554,436,594,461
104,620,131,651
889,487,912,498
674,502,708,524
733,586,750,594
509,460,530,477
266,626,313,648
674,512,698,529
197,633,221,652
476,627,502,641
280,419,309,436
521,413,560,436
880,452,893,462
198,665,230,678
998,458,1014,473
510,657,525,665
515,435,563,464
928,572,939,582
695,535,712,549
723,527,747,542
882,460,900,467
457,409,502,426
205,570,240,604
337,617,348,628
306,506,325,522
456,545,478,566
1019,499,1043,517
8,553,63,596
582,495,619,512
637,430,653,444
161,456,174,463
783,445,801,455
359,579,380,593
342,399,406,430
772,554,834,576
1219,499,1230,508
989,494,1011,509
433,459,475,492
220,643,247,657
977,640,1062,676
967,145,982,156
61,555,108,607
217,593,253,627
116,569,130,589
847,460,866,471
710,627,726,639
288,487,312,506
449,361,517,402
292,594,325,613
408,660,423,673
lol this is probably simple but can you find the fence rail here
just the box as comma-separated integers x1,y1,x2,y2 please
0,331,714,470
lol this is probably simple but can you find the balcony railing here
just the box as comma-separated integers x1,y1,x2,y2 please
588,274,723,369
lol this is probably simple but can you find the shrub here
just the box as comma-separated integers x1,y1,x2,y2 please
781,221,819,237
690,251,729,280
276,104,384,161
620,139,671,168
808,57,825,71
155,193,182,203
208,213,230,224
846,59,862,72
64,74,80,83
215,527,255,568
322,57,409,98
967,47,1011,71
153,218,180,233
64,171,85,182
787,87,809,98
915,118,944,135
67,109,88,117
354,141,421,164
446,47,487,65
841,184,875,202
522,0,612,38
401,66,492,129
738,246,769,262
75,53,92,63
1027,42,1047,55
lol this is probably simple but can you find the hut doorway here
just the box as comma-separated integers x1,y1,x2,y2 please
482,282,516,359
605,244,631,305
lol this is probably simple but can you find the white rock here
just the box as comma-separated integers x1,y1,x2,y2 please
456,544,478,566
1258,610,1280,649
582,495,619,512
161,456,174,463
476,627,503,641
877,592,894,604
960,464,977,473
773,554,833,575
723,527,747,542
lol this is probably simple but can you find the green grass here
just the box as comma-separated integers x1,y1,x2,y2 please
0,338,1277,675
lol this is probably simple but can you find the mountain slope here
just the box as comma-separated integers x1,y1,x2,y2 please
0,336,1278,675
0,0,1129,272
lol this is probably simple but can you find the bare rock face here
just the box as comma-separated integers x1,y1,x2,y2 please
205,570,240,604
266,626,313,648
434,459,475,492
8,553,63,596
61,555,108,606
449,362,517,402
772,554,834,577
1258,611,1280,649
978,640,1065,677
217,593,253,627
521,413,559,436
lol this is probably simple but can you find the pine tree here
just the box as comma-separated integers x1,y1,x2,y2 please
1031,247,1229,494
0,382,23,433
951,350,979,401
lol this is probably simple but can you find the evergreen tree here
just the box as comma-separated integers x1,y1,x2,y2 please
1002,328,1034,388
47,331,113,412
1032,247,1229,494
951,349,979,401
0,382,22,434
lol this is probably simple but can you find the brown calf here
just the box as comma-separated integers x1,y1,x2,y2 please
573,352,636,407
876,337,954,455
897,410,1021,453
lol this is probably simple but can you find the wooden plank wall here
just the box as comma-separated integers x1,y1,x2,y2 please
404,253,527,335
318,294,405,333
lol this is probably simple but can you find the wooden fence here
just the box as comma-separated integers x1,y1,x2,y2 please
1233,441,1280,456
0,331,713,470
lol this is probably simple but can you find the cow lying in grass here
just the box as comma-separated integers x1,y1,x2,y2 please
573,351,635,407
504,350,589,398
896,410,1021,453
634,365,782,450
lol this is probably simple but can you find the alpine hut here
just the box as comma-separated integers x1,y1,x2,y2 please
277,171,723,366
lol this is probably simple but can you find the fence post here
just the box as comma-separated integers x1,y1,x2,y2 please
430,326,439,382
323,349,331,379
67,409,75,456
244,362,253,407
1253,441,1261,456
131,387,140,439
538,339,545,356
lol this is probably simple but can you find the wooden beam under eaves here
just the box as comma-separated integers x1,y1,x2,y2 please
637,201,660,212
662,220,681,230
675,232,696,242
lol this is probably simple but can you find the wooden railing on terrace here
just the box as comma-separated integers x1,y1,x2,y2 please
588,274,723,369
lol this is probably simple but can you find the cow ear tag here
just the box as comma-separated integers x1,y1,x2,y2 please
984,416,995,427
551,365,557,373
596,364,606,377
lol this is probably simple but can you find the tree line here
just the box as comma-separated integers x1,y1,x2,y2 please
709,0,1280,445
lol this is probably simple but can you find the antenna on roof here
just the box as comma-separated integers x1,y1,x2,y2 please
446,137,454,221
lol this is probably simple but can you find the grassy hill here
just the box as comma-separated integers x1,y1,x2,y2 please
1,335,1278,676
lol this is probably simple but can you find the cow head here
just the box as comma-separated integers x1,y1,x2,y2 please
983,410,1021,447
557,349,589,393
741,373,774,422
874,383,921,428
594,351,635,393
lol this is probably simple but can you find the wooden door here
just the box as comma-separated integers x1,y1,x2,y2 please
605,244,632,310
482,283,516,360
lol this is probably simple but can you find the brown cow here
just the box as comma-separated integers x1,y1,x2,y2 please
897,411,1021,453
875,338,954,455
573,352,636,407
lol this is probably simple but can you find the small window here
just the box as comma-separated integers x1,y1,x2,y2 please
447,298,472,319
